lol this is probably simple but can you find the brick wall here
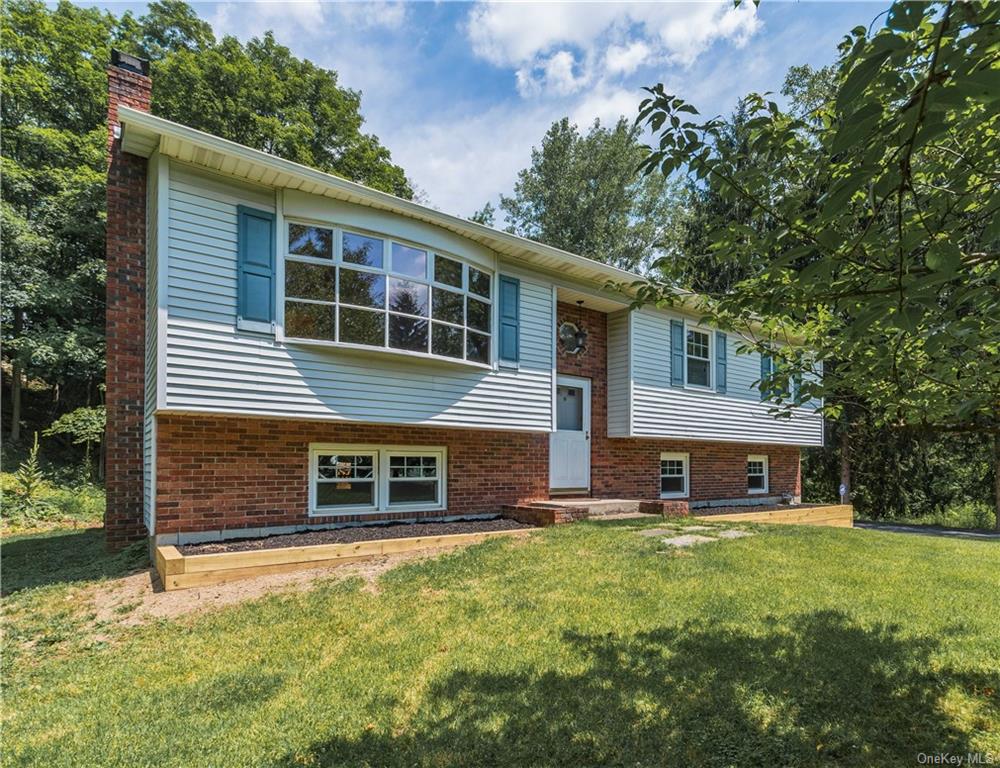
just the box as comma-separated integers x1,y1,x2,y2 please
555,302,801,502
155,415,549,535
105,62,152,548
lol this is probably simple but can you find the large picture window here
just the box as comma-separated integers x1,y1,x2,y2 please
309,445,447,515
285,224,492,365
660,452,689,499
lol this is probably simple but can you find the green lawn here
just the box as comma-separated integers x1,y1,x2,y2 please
3,520,998,767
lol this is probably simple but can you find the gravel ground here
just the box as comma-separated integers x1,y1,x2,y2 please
179,517,532,554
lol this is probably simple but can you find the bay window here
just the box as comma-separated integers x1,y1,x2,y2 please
284,223,492,365
309,445,447,515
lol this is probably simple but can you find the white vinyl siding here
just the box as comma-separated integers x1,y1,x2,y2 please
163,163,553,431
629,310,823,446
606,310,630,437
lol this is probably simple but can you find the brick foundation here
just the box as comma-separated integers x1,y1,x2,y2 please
105,57,152,549
154,415,549,535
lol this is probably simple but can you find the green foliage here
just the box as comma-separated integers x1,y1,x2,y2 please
43,405,105,447
1,0,412,449
1,470,105,532
635,1,1000,430
499,117,682,273
7,433,54,521
805,417,994,521
469,201,496,227
144,32,412,197
4,522,999,764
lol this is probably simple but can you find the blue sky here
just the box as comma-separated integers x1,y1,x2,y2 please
93,1,886,216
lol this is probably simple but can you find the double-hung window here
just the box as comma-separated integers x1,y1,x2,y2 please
284,224,492,365
686,327,712,389
747,455,768,494
660,452,689,499
309,445,447,515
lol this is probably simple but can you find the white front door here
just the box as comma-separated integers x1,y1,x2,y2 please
550,375,591,492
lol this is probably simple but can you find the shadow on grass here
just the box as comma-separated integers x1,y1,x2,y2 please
1,528,147,595
278,610,997,767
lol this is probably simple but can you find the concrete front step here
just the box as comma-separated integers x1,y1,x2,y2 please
535,498,644,517
502,498,661,526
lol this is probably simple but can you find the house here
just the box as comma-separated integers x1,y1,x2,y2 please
104,52,823,550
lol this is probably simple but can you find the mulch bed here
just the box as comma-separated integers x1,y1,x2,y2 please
178,517,532,555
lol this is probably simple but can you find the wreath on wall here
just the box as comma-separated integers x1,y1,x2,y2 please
558,321,588,355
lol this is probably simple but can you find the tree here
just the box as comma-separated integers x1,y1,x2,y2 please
469,202,496,227
145,32,412,197
635,0,1000,524
498,117,680,273
1,0,412,449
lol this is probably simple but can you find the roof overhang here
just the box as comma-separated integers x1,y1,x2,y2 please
118,107,804,341
118,106,652,304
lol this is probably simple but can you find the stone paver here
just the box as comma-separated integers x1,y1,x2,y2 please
676,525,716,532
661,534,717,547
716,529,754,539
637,527,680,537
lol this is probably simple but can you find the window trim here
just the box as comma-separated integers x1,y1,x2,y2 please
684,322,713,392
308,444,447,516
282,219,494,368
660,451,690,500
747,454,769,495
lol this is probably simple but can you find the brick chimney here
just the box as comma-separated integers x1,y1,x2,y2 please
105,50,151,550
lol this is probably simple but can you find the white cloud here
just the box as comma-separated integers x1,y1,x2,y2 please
382,101,555,216
516,49,589,97
208,0,407,43
605,40,650,76
209,0,324,42
568,84,643,128
466,1,762,95
332,1,407,30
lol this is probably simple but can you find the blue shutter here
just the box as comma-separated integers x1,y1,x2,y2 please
237,205,276,327
715,331,727,394
760,353,772,400
670,320,684,387
498,275,519,363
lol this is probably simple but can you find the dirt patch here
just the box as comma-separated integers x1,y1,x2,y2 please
178,517,532,555
89,546,459,628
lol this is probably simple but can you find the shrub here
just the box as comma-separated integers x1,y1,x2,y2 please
6,434,55,522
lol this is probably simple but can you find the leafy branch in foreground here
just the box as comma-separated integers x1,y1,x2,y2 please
632,0,999,433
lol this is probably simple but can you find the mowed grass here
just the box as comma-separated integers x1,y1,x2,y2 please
3,520,999,767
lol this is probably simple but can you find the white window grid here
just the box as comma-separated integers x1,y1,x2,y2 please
308,444,448,515
284,222,492,364
747,454,769,494
660,452,690,499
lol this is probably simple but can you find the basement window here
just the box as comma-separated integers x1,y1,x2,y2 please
309,444,447,516
747,455,768,494
660,452,689,499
